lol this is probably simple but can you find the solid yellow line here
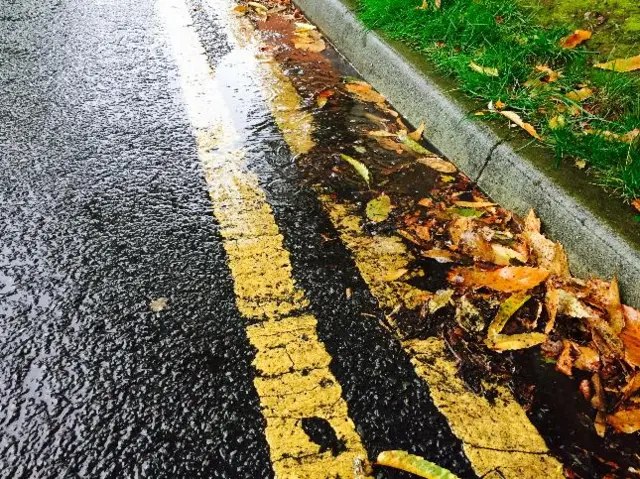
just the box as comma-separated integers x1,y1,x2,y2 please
158,1,368,477
234,12,567,475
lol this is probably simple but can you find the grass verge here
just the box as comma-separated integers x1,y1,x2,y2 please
358,0,640,201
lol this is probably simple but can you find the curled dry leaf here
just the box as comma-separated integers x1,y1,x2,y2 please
366,194,392,222
522,230,570,278
524,209,541,233
376,137,404,154
594,54,640,73
376,450,460,479
448,266,550,292
469,61,499,77
407,121,426,141
340,154,371,186
345,82,386,103
607,276,625,334
417,156,457,174
499,110,542,140
413,224,432,242
559,29,592,49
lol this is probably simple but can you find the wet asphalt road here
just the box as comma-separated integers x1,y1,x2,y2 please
0,0,474,477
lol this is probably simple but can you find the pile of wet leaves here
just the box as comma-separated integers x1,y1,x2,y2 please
234,0,640,444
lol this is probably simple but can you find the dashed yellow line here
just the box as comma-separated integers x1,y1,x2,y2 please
238,14,566,476
158,1,368,477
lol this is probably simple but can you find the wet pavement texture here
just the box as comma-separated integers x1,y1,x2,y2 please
2,0,639,478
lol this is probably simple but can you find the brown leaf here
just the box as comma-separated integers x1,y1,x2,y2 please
607,408,640,434
499,110,542,140
559,30,592,49
522,231,570,279
418,198,433,208
621,305,640,367
417,156,457,174
620,128,640,144
448,266,550,292
293,28,326,52
544,282,560,333
408,121,426,141
594,55,640,73
524,209,541,233
345,82,386,103
376,137,404,154
453,200,495,208
413,224,432,242
607,276,625,334
556,340,575,376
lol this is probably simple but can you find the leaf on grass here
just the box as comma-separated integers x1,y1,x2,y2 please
416,0,428,10
376,450,460,479
559,29,592,49
594,55,640,73
345,82,386,103
397,130,435,155
340,154,371,186
549,115,566,130
607,409,640,434
485,332,547,352
316,89,335,108
408,121,426,141
575,159,587,169
535,64,560,83
469,61,499,77
448,266,550,292
417,156,457,173
494,99,506,110
499,111,542,140
383,268,409,282
366,194,392,222
566,87,593,102
620,129,640,144
487,292,531,336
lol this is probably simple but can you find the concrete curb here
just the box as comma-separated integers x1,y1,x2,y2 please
294,0,640,307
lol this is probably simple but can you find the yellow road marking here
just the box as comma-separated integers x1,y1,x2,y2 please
238,15,567,476
158,1,368,476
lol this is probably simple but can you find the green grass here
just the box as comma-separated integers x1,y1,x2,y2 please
358,0,640,200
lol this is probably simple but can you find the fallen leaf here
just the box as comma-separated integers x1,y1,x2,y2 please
487,292,531,336
345,82,386,103
485,332,547,352
429,289,454,314
469,61,499,77
416,0,428,10
418,198,433,208
354,145,366,154
524,209,541,233
340,154,371,186
499,110,542,140
544,283,560,333
621,305,640,367
408,121,426,141
383,268,409,282
232,5,248,16
621,372,640,402
376,137,404,154
574,159,587,169
247,1,268,11
316,89,335,108
150,297,168,312
413,224,432,242
594,54,640,72
448,266,550,292
366,194,392,222
607,409,640,434
607,276,625,334
620,128,640,144
293,29,326,52
522,231,570,278
566,87,593,102
595,410,607,437
633,199,640,214
417,156,457,173
557,289,594,318
453,200,495,208
368,130,397,138
548,115,566,130
421,249,459,263
376,450,460,479
492,244,527,265
346,287,352,299
397,130,435,155
535,64,560,82
449,207,484,218
559,29,592,49
494,99,506,110
440,175,456,183
294,22,317,32
556,340,575,376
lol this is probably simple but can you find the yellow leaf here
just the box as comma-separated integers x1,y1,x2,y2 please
383,268,409,282
367,130,396,137
607,409,640,434
487,292,531,336
340,154,371,186
232,5,248,16
566,87,593,102
440,175,456,183
316,89,334,108
485,332,547,352
535,64,560,82
594,54,640,72
453,200,495,208
469,61,499,77
574,159,587,169
491,244,528,265
366,194,392,222
417,156,457,173
499,110,542,140
620,128,640,144
293,30,326,52
376,450,460,479
559,29,592,49
397,130,435,155
416,0,428,10
494,99,506,109
428,289,454,314
548,115,566,130
408,121,426,141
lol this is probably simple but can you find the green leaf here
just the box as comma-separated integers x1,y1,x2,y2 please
340,154,371,186
376,450,460,479
366,194,392,222
397,130,434,156
449,207,484,218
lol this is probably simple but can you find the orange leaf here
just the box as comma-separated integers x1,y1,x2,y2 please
621,305,640,367
594,55,640,73
559,30,592,49
633,199,640,214
607,409,640,434
499,110,542,140
345,82,386,103
448,266,550,292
